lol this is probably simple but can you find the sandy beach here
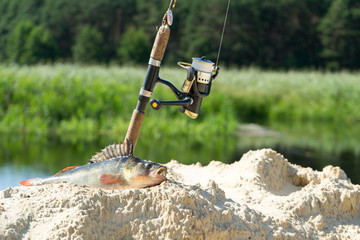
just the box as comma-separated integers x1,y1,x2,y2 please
0,148,359,240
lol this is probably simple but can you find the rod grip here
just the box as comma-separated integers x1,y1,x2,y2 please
150,25,170,61
125,110,145,150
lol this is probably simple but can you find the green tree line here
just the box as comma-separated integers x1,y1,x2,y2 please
0,0,359,69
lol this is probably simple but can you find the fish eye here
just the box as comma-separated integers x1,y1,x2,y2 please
145,163,153,170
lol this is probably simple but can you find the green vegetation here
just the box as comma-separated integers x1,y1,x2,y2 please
0,65,237,142
318,0,360,69
117,28,150,65
6,20,56,64
0,0,359,69
1,65,359,140
219,69,360,123
72,25,106,63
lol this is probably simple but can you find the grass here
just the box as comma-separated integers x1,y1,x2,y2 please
0,64,237,141
1,65,359,142
219,68,360,123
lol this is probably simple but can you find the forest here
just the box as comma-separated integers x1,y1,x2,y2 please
0,0,359,69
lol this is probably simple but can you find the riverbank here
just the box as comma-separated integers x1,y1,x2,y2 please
1,149,359,239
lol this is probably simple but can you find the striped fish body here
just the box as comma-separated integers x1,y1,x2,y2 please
27,158,125,188
19,140,167,189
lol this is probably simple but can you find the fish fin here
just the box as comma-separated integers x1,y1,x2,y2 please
89,139,133,163
55,166,79,175
18,178,41,186
99,174,125,185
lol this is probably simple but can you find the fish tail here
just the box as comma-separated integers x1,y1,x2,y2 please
18,178,42,186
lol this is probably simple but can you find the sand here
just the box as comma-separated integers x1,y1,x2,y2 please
0,148,359,240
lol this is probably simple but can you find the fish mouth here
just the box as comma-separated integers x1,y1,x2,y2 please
140,166,167,188
155,167,167,178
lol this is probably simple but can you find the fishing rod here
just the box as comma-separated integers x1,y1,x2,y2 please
125,0,229,150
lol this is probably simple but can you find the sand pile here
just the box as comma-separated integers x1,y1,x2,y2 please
0,149,359,240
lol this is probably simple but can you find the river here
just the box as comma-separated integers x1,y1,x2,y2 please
1,121,359,189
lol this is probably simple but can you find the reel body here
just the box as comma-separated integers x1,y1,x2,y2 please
150,56,219,119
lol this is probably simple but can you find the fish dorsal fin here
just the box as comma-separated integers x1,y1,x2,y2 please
89,139,133,163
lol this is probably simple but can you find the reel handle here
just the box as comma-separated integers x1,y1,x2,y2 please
150,97,193,110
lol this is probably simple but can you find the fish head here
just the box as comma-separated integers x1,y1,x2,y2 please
123,156,167,188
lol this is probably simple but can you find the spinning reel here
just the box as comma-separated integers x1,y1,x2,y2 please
150,56,220,119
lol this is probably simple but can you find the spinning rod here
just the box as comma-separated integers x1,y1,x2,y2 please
125,0,230,150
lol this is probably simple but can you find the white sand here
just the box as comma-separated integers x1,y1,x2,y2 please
0,149,359,240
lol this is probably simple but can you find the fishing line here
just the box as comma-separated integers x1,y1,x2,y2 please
215,0,231,67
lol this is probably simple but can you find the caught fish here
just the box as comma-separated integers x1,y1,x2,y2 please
18,140,167,189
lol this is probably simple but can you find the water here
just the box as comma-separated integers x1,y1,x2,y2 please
0,165,48,190
1,121,359,189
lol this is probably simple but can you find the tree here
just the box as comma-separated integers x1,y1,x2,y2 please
1,0,360,69
117,27,150,64
318,0,360,69
6,20,35,64
72,25,105,63
41,0,136,61
6,20,56,64
176,0,225,62
24,25,57,64
0,0,43,61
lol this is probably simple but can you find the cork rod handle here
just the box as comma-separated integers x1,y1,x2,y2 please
125,110,145,149
150,25,170,61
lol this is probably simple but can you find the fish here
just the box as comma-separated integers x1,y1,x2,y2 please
18,139,167,189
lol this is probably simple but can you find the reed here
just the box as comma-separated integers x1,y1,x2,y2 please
0,64,237,141
1,64,359,141
219,68,360,123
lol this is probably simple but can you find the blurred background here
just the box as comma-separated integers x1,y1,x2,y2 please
0,0,360,189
